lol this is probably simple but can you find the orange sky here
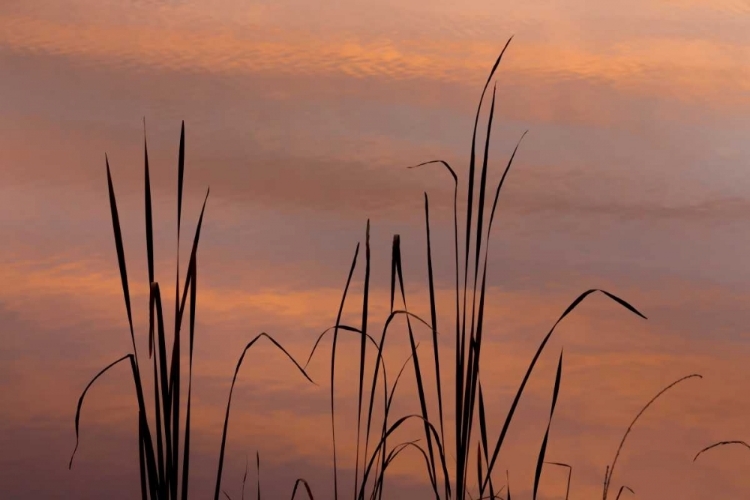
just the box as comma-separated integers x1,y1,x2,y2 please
1,0,750,499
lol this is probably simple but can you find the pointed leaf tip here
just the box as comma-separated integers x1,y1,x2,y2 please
600,290,647,319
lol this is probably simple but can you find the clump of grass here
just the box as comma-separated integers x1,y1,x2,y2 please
68,39,704,500
302,37,654,500
69,123,314,500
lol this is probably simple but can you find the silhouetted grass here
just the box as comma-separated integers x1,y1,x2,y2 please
301,37,679,500
544,462,571,500
220,453,249,500
601,374,702,500
69,39,705,500
694,440,750,462
69,123,315,500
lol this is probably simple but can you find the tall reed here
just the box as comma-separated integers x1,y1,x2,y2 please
304,37,651,500
69,123,314,500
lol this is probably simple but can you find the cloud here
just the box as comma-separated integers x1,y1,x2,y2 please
2,2,750,110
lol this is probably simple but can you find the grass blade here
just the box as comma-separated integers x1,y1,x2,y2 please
69,354,133,469
603,374,702,499
150,283,168,492
361,308,437,496
290,479,315,500
408,160,460,500
615,486,634,500
470,84,496,325
544,462,571,500
694,440,750,462
462,36,514,346
177,121,185,238
305,324,380,369
424,194,446,461
533,350,563,500
144,120,155,287
329,243,360,500
106,152,158,495
603,466,609,498
373,440,432,499
181,189,209,499
386,348,420,415
138,416,148,500
459,39,512,499
214,333,314,500
129,361,160,498
170,122,188,499
309,321,387,500
478,383,495,500
468,129,527,459
256,452,260,500
180,258,197,500
145,124,155,358
143,124,171,497
461,84,498,496
478,383,489,461
483,290,646,492
477,442,483,499
140,410,160,499
373,347,443,500
486,132,527,237
106,157,138,361
355,221,371,499
243,454,249,500
305,314,392,494
144,124,168,495
391,235,440,496
359,414,448,500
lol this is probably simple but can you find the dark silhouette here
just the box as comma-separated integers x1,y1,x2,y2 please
70,39,704,500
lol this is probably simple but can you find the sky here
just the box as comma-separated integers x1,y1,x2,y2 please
2,0,750,498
